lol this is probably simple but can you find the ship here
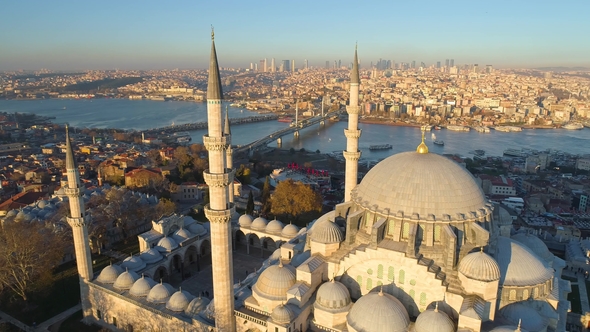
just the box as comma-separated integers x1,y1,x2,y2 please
173,132,192,144
431,133,444,146
503,148,527,157
446,125,470,132
494,126,522,132
369,144,393,151
473,126,490,133
562,123,584,130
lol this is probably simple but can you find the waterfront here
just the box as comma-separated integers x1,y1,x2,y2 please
1,99,590,159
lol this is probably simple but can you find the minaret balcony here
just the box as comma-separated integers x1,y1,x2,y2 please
67,216,87,227
204,203,234,224
346,105,360,115
344,129,362,139
203,168,235,188
64,186,83,197
203,135,230,151
343,151,362,161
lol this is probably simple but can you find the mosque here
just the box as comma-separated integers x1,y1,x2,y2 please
65,32,571,332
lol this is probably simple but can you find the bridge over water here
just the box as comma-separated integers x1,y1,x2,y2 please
235,110,341,154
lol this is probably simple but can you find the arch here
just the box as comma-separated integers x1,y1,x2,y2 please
248,233,260,247
366,278,372,291
534,287,539,298
154,265,168,282
199,239,211,256
403,222,410,239
523,289,529,300
419,292,426,306
399,270,405,284
262,237,277,252
170,254,183,273
235,230,247,245
509,289,516,301
388,266,395,281
377,264,383,279
184,245,198,265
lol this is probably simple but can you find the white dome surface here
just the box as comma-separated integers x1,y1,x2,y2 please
173,228,193,243
458,250,501,282
490,326,529,332
113,270,139,290
238,214,254,227
500,302,547,331
511,233,553,262
147,282,175,303
352,151,488,220
129,275,157,297
414,306,455,332
346,291,410,332
253,262,296,301
281,223,299,237
97,264,124,284
157,236,179,252
184,296,211,317
310,221,343,244
166,290,194,312
270,304,295,324
140,248,163,264
187,223,207,236
495,236,553,287
315,280,351,311
251,217,268,230
266,219,284,234
121,255,146,272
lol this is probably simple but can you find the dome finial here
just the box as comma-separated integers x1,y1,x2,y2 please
278,259,283,268
516,318,522,331
480,246,484,253
211,25,214,40
378,285,384,296
416,126,429,154
435,301,439,312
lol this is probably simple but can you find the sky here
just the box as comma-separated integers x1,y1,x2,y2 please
1,0,589,71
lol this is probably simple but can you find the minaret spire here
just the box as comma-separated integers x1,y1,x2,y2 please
202,30,236,332
224,105,231,136
343,45,362,202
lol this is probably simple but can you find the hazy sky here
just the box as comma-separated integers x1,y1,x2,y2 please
1,0,589,71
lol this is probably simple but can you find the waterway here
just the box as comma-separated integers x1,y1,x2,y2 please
1,99,590,159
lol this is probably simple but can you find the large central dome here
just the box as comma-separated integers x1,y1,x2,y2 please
352,152,488,220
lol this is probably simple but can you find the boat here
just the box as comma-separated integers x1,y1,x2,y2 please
173,132,192,144
562,123,584,130
446,125,470,132
277,117,292,123
369,144,393,151
469,149,486,156
503,148,527,157
494,126,522,132
473,126,490,133
434,126,441,130
431,133,444,146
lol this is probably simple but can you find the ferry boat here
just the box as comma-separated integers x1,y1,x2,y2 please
562,123,584,130
369,144,393,151
446,125,470,132
494,126,522,132
473,126,490,133
431,133,444,146
173,132,192,144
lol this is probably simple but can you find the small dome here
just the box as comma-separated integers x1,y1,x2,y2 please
315,280,351,311
184,296,211,317
281,223,300,237
253,262,296,301
37,200,48,208
121,255,146,272
310,221,343,244
500,302,547,331
140,248,163,264
490,326,529,332
266,219,284,234
238,214,254,227
147,282,175,303
173,228,193,243
495,236,553,287
511,233,553,262
187,223,207,236
6,209,18,218
251,217,268,230
129,275,157,297
166,289,194,312
97,264,123,284
157,236,178,252
113,270,139,290
346,291,410,332
458,249,501,282
415,305,455,332
270,304,295,324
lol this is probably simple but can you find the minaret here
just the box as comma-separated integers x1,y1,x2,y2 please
202,29,236,332
224,106,234,203
343,45,362,201
64,126,94,316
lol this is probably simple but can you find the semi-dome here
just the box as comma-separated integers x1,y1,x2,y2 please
97,264,124,284
414,305,455,332
140,248,163,264
147,282,175,303
270,304,295,324
166,289,194,312
281,223,300,237
251,217,268,230
458,249,501,282
172,228,193,243
238,214,254,227
495,236,553,287
129,275,157,297
315,280,351,311
121,255,146,272
310,221,343,244
346,291,410,332
187,223,207,236
184,296,211,317
498,206,513,225
511,233,553,262
351,151,489,220
113,270,139,290
500,302,546,331
253,262,296,301
266,219,284,234
156,236,179,252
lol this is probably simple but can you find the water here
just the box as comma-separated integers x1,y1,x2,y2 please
1,99,590,159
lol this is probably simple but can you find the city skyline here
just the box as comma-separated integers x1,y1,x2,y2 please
1,0,589,71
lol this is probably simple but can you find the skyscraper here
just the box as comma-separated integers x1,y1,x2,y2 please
445,59,450,67
259,60,265,72
325,60,330,69
411,60,416,69
450,59,454,67
304,59,308,70
271,58,275,72
436,61,441,69
291,60,295,73
282,60,290,73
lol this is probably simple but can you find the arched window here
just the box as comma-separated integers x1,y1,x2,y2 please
534,287,539,298
388,266,395,281
399,270,405,284
409,289,415,300
509,289,516,301
403,223,410,239
434,225,441,242
366,278,372,291
420,292,427,306
357,275,363,288
523,289,529,299
377,264,383,279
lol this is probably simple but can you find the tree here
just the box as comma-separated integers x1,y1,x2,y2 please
270,179,322,223
246,191,255,215
0,221,65,301
261,176,271,215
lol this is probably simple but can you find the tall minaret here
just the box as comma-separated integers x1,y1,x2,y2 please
224,106,234,203
202,29,236,332
64,126,93,316
343,45,362,202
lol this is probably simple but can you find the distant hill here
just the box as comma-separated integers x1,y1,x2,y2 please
535,66,590,72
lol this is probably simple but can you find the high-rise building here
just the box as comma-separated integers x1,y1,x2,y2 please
304,59,308,69
338,60,341,68
450,59,454,67
411,61,416,69
445,59,450,67
282,60,290,72
259,60,265,72
436,61,441,69
325,60,330,69
291,60,295,72
271,58,275,72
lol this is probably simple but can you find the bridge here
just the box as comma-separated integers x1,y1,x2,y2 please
235,110,341,154
144,114,278,134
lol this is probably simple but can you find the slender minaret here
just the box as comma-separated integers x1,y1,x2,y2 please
202,29,235,332
224,106,234,203
64,126,93,316
343,45,362,202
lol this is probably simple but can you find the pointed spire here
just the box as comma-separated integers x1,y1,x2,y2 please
65,125,77,170
207,26,223,100
516,318,522,331
351,44,360,84
224,105,231,135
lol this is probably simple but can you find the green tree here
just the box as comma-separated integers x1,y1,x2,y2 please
270,179,322,223
246,190,255,215
261,176,271,215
